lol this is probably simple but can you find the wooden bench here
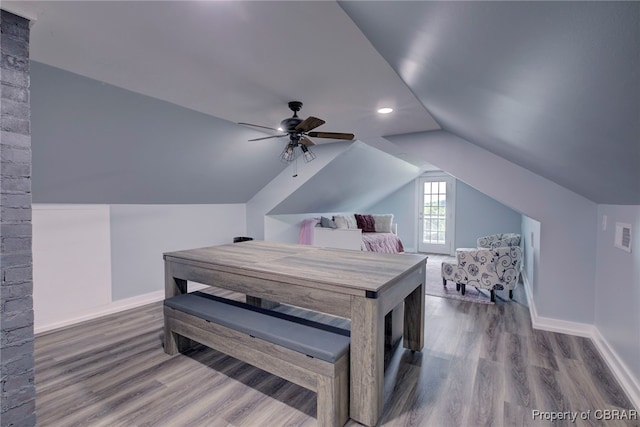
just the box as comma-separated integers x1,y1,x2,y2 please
163,291,350,427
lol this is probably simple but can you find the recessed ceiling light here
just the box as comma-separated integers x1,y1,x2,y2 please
377,107,393,114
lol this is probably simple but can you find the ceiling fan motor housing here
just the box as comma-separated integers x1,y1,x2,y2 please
281,101,304,132
241,100,353,145
281,117,303,132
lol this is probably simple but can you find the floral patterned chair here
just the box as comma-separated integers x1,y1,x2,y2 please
477,233,521,249
441,256,465,292
442,246,523,302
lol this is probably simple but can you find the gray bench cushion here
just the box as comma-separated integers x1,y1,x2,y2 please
164,292,350,363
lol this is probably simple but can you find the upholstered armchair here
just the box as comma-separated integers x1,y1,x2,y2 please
442,245,523,302
456,246,523,302
477,233,521,249
441,259,465,292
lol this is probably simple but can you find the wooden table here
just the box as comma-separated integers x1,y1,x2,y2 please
164,240,427,427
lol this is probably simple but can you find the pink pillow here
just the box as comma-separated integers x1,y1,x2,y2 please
355,214,376,233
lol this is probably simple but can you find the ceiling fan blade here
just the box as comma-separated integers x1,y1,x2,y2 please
307,132,355,140
295,116,325,132
300,136,315,146
248,134,287,141
239,122,280,132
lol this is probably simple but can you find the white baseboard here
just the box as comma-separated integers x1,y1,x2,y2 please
34,282,209,335
522,274,640,411
35,290,165,335
592,329,640,411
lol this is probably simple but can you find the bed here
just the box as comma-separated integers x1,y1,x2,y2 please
361,232,404,253
307,213,405,254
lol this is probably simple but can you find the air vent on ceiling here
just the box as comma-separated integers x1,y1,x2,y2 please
614,222,632,253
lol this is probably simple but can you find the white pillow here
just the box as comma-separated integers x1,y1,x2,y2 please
333,215,348,229
333,214,358,229
372,214,394,233
345,214,358,229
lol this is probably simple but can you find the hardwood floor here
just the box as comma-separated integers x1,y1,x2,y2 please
35,285,637,426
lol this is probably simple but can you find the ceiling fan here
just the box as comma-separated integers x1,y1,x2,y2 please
239,101,355,163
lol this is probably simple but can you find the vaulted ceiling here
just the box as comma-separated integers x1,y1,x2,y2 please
341,1,640,205
4,1,639,205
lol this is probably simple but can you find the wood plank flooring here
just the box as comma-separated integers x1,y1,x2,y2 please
35,284,638,426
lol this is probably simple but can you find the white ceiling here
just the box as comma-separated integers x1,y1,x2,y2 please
4,0,639,204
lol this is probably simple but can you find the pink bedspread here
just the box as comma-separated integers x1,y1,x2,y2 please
361,232,404,254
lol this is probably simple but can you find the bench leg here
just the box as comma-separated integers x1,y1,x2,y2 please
245,295,279,309
164,317,195,355
317,365,349,427
164,320,179,355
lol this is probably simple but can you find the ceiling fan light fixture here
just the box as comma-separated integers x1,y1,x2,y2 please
377,107,393,114
300,144,316,163
280,144,296,163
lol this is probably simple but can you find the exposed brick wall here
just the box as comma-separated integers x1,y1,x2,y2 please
0,10,35,427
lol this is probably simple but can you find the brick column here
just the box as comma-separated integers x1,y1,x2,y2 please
0,10,35,427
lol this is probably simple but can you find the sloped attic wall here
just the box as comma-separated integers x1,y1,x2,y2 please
31,62,289,204
341,1,640,205
389,129,597,326
269,141,422,215
246,141,352,240
247,141,422,241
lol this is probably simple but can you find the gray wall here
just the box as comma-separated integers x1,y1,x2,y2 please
455,180,522,248
268,141,421,215
364,180,416,251
109,204,246,300
30,62,286,204
365,174,523,253
390,130,597,324
246,142,350,240
595,204,640,396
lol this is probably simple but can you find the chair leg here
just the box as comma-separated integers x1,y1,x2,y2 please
490,290,495,303
460,284,465,295
456,283,460,292
509,289,514,299
442,277,447,287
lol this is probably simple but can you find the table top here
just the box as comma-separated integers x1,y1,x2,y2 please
164,240,427,296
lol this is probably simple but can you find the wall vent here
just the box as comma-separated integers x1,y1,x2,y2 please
614,222,632,253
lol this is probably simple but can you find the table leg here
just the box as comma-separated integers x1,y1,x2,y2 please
165,261,187,298
350,295,384,427
164,261,189,355
403,283,424,351
385,303,404,348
